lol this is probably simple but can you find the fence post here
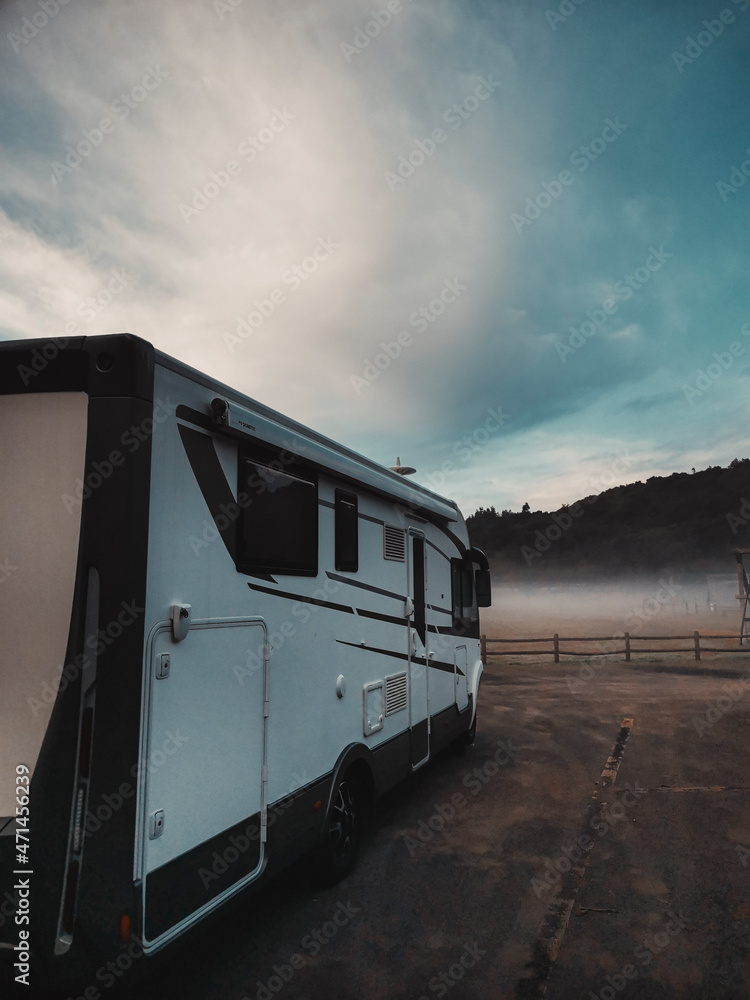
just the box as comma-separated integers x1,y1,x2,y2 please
481,634,487,667
625,632,630,662
553,633,559,663
694,630,701,661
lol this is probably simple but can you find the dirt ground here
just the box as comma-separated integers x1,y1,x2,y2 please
23,582,750,999
97,591,750,1000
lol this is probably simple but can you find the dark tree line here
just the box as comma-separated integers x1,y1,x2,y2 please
466,459,750,580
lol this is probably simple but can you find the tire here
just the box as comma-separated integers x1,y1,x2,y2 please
314,772,363,884
466,708,477,745
452,708,477,755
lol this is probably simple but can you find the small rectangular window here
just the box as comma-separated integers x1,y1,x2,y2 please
451,557,478,633
238,456,318,575
335,490,358,572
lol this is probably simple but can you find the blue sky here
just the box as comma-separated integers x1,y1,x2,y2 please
1,0,749,514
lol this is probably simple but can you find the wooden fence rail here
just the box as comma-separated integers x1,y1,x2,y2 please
480,632,745,665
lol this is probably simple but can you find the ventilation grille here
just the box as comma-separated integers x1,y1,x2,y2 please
383,525,406,561
385,672,408,715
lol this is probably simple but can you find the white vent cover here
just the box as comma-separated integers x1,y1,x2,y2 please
385,672,408,715
383,525,406,561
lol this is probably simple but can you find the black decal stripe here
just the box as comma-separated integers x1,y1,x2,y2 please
178,424,238,559
435,524,467,558
425,537,453,562
145,812,262,941
176,408,465,554
336,639,409,662
176,404,213,432
248,582,355,614
430,658,462,675
319,498,335,509
358,510,386,525
178,424,275,583
355,608,408,627
326,571,406,603
335,640,462,675
249,582,408,626
427,604,452,616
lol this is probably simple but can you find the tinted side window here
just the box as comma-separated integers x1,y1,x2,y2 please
238,457,318,575
451,557,478,635
335,490,358,572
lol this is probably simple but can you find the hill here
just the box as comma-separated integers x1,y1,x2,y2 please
466,458,750,581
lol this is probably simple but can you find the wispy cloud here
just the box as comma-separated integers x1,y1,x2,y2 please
1,0,749,513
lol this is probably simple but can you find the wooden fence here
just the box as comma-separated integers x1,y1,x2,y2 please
480,632,746,665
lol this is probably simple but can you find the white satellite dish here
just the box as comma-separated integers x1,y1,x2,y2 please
390,456,416,476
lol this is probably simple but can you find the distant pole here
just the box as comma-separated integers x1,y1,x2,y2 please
694,630,701,661
480,634,487,666
624,633,631,662
553,633,560,663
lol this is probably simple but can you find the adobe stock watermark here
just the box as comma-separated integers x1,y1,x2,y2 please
692,672,750,737
622,575,682,634
716,144,750,202
197,772,309,890
554,245,672,363
586,913,688,1000
232,579,347,685
247,899,361,1000
521,450,635,566
682,321,750,404
546,0,587,31
726,495,750,534
188,441,313,557
84,729,190,840
340,0,412,62
672,1,748,73
61,397,176,514
565,577,682,692
0,558,19,585
179,108,295,223
388,405,510,509
7,0,73,55
74,267,135,323
222,236,339,353
350,278,466,394
213,0,246,19
403,739,516,856
16,271,136,387
384,76,500,191
415,942,486,999
532,781,648,898
51,66,170,184
512,117,628,235
16,334,76,386
26,599,145,717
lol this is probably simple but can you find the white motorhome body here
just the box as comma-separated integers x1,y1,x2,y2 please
0,334,489,982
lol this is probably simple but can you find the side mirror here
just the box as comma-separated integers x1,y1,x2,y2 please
475,568,492,607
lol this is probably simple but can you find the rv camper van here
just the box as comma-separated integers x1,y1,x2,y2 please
0,334,490,983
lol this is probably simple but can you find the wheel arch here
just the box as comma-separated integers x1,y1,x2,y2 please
323,743,375,824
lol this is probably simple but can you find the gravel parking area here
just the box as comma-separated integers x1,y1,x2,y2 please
111,649,750,1000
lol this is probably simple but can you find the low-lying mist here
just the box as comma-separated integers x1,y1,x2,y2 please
481,573,742,639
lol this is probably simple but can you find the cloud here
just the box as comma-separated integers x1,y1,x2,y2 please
1,0,748,514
